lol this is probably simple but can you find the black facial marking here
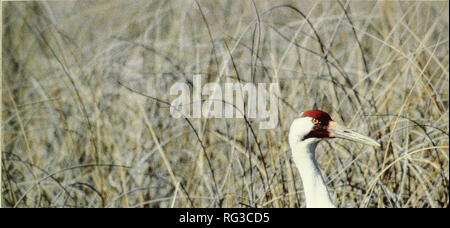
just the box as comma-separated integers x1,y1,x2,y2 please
301,110,333,140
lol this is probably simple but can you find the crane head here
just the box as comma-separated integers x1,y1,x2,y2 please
289,110,380,147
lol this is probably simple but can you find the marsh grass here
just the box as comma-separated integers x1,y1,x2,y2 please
2,0,449,208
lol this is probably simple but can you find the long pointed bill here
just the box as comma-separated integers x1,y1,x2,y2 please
328,121,380,147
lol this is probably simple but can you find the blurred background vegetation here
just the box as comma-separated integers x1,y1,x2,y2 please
2,0,449,208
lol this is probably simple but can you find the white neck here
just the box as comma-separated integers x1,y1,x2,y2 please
290,139,336,208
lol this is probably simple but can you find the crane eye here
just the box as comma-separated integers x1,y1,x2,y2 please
312,118,320,125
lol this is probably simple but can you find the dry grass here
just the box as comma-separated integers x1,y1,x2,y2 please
2,0,448,208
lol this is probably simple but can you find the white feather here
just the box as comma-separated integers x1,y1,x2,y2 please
289,117,336,208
